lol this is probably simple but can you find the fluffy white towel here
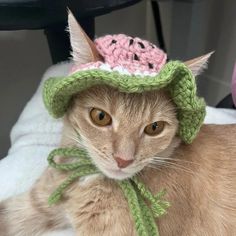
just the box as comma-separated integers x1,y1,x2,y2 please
0,62,71,200
1,62,236,235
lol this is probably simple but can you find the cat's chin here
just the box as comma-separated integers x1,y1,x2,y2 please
101,168,134,180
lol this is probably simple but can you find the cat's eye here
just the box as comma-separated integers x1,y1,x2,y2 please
90,108,112,126
144,121,165,136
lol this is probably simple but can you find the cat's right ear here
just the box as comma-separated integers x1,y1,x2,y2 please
67,10,101,64
184,52,214,76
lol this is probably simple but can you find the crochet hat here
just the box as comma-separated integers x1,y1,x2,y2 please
43,12,210,144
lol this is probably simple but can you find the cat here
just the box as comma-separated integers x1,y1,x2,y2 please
0,12,236,236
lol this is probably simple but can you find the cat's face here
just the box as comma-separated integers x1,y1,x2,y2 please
63,11,212,180
66,85,179,180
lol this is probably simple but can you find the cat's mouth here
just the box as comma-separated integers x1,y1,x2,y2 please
101,167,134,180
89,154,145,180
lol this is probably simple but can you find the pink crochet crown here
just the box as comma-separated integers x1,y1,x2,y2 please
71,34,167,75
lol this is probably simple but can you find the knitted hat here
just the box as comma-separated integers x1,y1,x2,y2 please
43,15,206,144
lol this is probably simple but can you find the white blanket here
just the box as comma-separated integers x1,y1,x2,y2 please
1,62,236,235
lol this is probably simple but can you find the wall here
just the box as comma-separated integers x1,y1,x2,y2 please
0,30,52,158
146,0,236,105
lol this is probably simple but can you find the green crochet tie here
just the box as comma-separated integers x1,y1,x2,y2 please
47,147,170,236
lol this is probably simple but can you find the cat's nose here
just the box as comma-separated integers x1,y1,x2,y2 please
115,157,134,168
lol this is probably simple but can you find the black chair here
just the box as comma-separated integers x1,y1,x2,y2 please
216,94,235,109
151,0,166,52
0,0,141,64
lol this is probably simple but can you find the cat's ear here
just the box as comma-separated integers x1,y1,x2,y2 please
67,10,101,64
184,52,214,76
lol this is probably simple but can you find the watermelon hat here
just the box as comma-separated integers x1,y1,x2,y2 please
43,12,212,144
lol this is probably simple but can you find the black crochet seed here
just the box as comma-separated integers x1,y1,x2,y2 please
129,39,134,45
148,63,154,69
111,39,117,45
138,42,145,49
134,54,139,61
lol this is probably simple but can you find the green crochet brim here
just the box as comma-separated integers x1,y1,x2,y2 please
43,61,206,144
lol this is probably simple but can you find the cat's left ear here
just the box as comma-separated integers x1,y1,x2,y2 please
184,52,214,76
67,10,102,64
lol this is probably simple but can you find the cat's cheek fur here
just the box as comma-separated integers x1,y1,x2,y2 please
139,126,179,162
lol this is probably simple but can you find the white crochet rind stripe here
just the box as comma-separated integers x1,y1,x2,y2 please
70,62,159,77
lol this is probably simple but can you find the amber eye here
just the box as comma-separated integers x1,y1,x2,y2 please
144,121,165,136
90,108,112,126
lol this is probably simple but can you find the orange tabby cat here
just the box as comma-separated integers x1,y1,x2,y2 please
0,13,236,236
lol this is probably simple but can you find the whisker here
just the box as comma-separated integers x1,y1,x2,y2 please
149,156,198,166
65,134,80,144
146,164,163,172
150,156,196,171
64,129,116,169
79,135,118,169
148,159,194,175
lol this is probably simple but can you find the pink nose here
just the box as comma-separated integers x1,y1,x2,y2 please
115,157,134,169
